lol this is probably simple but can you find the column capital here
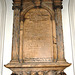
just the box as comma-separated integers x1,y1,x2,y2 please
12,0,22,10
53,0,63,9
12,5,22,10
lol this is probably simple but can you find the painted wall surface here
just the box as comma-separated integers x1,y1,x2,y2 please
69,0,75,74
62,0,74,75
1,0,74,75
0,0,6,75
3,0,13,75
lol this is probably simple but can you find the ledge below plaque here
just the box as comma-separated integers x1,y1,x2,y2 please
5,62,71,72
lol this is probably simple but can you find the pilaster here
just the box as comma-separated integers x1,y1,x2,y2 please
53,0,66,62
11,0,21,63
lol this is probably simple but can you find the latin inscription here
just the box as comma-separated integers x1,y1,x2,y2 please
23,8,53,62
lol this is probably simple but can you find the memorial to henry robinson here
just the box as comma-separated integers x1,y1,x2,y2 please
5,0,71,75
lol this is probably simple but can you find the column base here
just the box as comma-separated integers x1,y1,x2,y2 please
57,59,67,63
10,60,19,63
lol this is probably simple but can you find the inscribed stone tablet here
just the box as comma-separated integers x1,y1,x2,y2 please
23,8,53,62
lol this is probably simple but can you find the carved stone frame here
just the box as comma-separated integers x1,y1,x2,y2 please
19,2,57,63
